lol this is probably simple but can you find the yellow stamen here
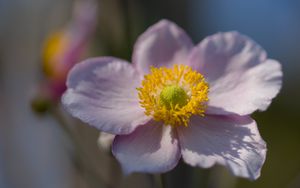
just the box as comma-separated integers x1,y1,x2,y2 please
137,64,209,127
43,31,69,78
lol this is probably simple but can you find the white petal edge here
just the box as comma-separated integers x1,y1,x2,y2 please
177,115,266,180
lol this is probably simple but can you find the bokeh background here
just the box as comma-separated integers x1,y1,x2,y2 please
1,0,300,188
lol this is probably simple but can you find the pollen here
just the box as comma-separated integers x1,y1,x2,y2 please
137,64,209,127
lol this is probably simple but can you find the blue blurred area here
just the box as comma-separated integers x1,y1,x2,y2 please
189,1,300,72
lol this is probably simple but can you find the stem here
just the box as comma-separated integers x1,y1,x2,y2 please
146,174,159,188
160,173,168,188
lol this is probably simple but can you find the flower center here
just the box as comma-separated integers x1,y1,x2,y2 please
159,85,188,109
137,64,209,127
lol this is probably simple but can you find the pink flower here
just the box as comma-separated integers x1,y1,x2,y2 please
62,20,282,180
42,0,98,101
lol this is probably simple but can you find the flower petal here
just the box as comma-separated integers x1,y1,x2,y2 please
132,19,194,74
112,121,181,174
189,32,282,115
97,132,115,151
62,57,150,135
207,59,282,115
177,115,266,180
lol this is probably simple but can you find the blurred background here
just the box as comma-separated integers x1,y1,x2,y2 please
1,0,300,188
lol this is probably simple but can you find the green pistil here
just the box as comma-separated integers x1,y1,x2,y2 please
159,85,188,109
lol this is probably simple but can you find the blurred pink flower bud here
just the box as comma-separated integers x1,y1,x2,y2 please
42,0,98,102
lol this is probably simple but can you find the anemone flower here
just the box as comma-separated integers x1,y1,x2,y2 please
62,20,282,180
41,0,98,101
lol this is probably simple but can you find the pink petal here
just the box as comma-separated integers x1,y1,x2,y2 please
62,57,150,135
188,32,282,115
177,115,266,180
207,59,282,115
112,121,181,174
132,19,194,74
